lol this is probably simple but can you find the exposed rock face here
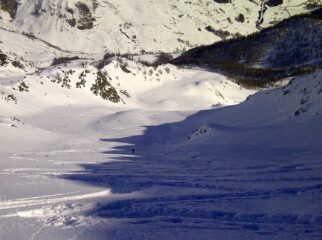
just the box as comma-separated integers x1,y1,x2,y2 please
0,0,18,18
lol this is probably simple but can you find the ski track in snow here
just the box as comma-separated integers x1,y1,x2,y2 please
0,190,111,210
1,68,322,239
0,104,320,239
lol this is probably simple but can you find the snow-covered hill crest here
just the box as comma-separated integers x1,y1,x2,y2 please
0,58,256,118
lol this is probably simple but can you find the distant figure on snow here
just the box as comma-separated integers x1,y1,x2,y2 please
131,148,135,154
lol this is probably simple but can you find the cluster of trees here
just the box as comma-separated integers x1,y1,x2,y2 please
51,56,80,66
171,11,321,87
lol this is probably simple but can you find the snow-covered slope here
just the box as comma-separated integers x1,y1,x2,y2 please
1,66,321,239
0,53,259,239
149,70,322,145
71,70,321,239
0,1,321,239
0,0,313,53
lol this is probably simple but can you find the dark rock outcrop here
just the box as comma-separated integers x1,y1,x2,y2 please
0,0,18,18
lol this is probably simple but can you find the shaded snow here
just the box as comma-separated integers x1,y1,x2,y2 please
0,68,321,239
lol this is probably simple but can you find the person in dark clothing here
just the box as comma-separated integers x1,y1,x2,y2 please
131,148,135,154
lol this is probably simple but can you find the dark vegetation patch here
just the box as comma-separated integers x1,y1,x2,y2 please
51,70,75,89
12,60,24,69
75,2,90,14
172,10,322,88
235,13,245,23
120,90,130,98
51,56,80,66
0,52,8,66
305,0,322,10
4,94,17,103
96,52,174,69
91,71,121,103
205,26,230,39
153,52,173,66
119,63,131,74
96,53,132,69
17,81,29,92
66,7,74,15
0,0,18,18
76,71,86,88
96,53,115,69
0,52,24,69
67,18,76,27
136,52,173,67
75,2,95,30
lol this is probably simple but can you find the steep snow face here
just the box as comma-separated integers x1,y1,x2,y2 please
0,0,310,53
223,71,322,125
157,70,322,148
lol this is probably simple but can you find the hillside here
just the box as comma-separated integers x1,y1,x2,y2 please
64,70,322,240
172,9,322,84
0,57,256,119
0,0,313,54
0,1,322,240
1,52,321,239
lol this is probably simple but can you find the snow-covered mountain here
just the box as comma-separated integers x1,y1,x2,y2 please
65,70,322,240
0,0,314,53
0,1,322,240
74,69,321,240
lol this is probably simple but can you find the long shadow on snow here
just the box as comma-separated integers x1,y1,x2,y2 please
62,107,322,236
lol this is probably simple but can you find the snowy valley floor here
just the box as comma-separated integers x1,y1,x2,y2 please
0,105,322,239
0,67,322,239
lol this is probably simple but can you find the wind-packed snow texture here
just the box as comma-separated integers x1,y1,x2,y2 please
0,1,322,240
